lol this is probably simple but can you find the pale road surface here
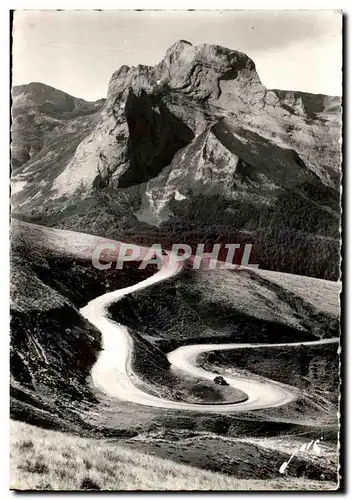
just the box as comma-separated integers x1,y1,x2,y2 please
80,262,339,413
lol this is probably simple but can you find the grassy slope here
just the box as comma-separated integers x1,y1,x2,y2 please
255,268,340,318
10,421,338,491
109,266,340,352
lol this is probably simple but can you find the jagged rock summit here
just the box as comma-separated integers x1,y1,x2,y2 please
107,40,262,103
44,41,266,199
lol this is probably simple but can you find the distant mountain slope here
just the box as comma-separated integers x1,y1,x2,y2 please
11,42,341,279
11,83,104,196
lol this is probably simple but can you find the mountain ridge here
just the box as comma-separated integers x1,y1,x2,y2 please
12,81,105,104
11,81,105,175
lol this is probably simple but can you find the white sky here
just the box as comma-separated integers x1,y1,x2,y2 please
12,10,342,101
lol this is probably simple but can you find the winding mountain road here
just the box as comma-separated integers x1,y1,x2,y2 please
80,262,339,413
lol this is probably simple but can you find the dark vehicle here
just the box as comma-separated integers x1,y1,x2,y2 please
213,375,229,386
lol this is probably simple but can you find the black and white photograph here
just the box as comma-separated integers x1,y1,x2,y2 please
9,9,342,491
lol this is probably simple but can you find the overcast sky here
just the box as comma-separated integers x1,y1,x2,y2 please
12,10,342,101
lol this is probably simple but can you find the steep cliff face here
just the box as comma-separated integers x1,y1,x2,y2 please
11,41,341,279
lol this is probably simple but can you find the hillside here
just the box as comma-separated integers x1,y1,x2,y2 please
11,221,246,428
11,41,341,279
11,82,104,195
109,266,340,350
10,220,161,431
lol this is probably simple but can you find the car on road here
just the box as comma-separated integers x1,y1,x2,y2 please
213,375,229,386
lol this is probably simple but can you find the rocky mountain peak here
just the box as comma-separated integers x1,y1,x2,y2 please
157,41,261,103
11,41,341,280
105,40,262,108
